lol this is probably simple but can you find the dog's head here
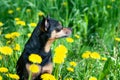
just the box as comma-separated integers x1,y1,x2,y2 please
40,16,72,40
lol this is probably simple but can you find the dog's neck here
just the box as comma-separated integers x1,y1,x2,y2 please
44,38,55,53
25,24,55,53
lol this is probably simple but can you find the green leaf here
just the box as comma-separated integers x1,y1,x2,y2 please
98,58,113,80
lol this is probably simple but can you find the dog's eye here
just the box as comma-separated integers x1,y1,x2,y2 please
56,25,63,32
56,28,61,32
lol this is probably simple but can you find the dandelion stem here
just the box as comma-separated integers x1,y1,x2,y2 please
54,64,60,80
28,71,32,80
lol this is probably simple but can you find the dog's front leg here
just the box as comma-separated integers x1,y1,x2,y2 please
41,62,53,74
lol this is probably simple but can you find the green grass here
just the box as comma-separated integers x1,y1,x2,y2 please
0,0,120,80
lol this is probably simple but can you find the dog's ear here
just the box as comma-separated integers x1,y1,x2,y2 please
46,15,50,19
44,17,49,31
41,16,50,31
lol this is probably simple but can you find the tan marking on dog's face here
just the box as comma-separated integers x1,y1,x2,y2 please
50,28,72,39
26,63,41,80
44,28,71,53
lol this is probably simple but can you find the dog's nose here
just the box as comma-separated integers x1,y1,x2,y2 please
63,28,72,35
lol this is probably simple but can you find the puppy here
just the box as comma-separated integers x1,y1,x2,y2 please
16,16,72,80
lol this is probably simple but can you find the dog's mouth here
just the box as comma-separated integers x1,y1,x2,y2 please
61,35,69,38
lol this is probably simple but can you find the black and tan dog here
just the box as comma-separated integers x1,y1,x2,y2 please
16,16,72,80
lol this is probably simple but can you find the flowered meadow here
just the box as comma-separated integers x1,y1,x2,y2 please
0,0,119,80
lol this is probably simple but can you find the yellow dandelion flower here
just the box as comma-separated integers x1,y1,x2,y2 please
107,5,112,9
0,46,13,55
16,20,26,26
29,64,40,73
16,20,23,24
90,52,100,59
41,73,56,80
14,44,20,51
82,51,91,59
16,21,21,25
89,76,97,80
30,22,37,27
19,21,26,26
0,55,2,60
74,34,80,39
54,45,68,54
65,78,73,80
53,45,67,64
7,73,20,80
26,9,31,12
66,37,74,43
70,61,77,67
67,67,74,72
0,67,8,73
38,11,44,16
5,34,12,39
0,76,2,80
0,22,3,27
11,32,20,38
8,10,14,14
101,57,107,61
27,33,31,37
21,21,26,26
115,37,120,42
55,52,67,58
16,7,21,11
53,56,65,64
14,18,20,21
61,2,68,6
29,54,42,64
5,32,20,39
54,51,67,59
